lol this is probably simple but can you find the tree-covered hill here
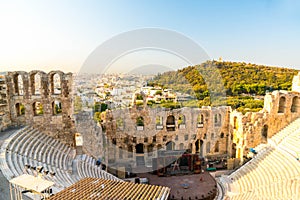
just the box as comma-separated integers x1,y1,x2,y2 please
149,61,298,113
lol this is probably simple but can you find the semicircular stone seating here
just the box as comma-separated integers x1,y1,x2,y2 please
0,126,121,198
220,117,300,200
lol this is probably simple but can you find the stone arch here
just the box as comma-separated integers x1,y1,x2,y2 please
15,103,25,116
166,115,175,131
50,72,62,95
136,143,144,154
166,141,175,151
52,100,62,115
33,102,43,116
291,96,300,113
278,96,286,113
261,124,268,143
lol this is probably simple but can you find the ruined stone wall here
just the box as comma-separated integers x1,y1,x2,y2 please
3,70,75,145
230,90,300,163
0,75,11,131
102,105,231,166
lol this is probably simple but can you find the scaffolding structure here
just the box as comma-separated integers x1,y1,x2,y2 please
9,174,54,200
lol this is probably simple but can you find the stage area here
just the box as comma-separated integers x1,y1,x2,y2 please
138,171,217,200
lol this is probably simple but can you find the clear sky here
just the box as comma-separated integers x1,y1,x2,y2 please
1,0,300,73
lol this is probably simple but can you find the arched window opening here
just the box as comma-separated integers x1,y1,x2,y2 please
179,143,184,150
197,114,204,128
51,73,61,94
233,116,238,129
52,100,62,115
195,139,203,157
220,132,224,138
278,96,286,113
136,116,144,131
13,74,18,95
215,114,221,126
15,103,25,116
291,96,300,113
156,116,163,130
34,73,41,95
261,125,268,143
184,134,189,141
136,143,144,154
178,114,186,129
135,93,144,107
214,114,218,124
214,141,219,152
17,75,24,95
195,139,203,154
166,141,175,151
33,102,43,116
206,142,211,154
152,136,156,143
166,115,175,131
112,138,117,145
211,132,214,140
14,75,24,95
157,144,162,150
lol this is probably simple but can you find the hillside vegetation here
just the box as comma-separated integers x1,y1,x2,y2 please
149,61,298,113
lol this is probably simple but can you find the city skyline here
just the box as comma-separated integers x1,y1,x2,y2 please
1,0,300,73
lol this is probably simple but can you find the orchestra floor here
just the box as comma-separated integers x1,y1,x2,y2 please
137,171,217,200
